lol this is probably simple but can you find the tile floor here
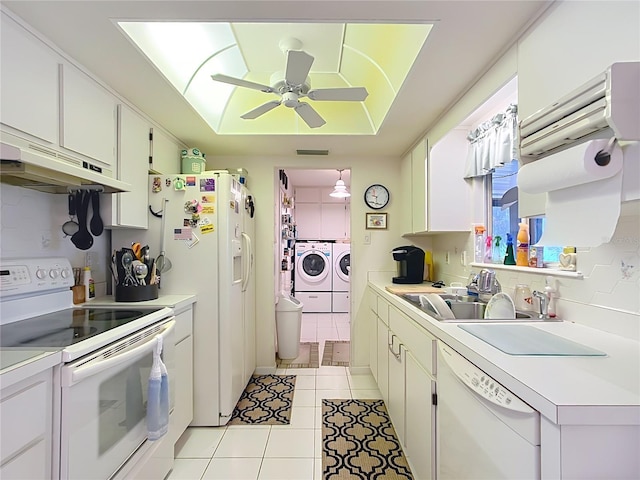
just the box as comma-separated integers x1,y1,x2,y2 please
169,312,381,480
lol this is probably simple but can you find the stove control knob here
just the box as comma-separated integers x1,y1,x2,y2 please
36,268,47,280
49,269,59,279
61,268,71,279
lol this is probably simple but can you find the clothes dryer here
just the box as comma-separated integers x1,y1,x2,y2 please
332,242,350,312
294,242,332,312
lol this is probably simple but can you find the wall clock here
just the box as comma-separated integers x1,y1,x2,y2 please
364,184,390,210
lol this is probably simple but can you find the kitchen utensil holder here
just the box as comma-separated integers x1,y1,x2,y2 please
115,284,158,302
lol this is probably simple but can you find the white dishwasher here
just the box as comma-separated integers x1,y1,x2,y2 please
437,342,541,479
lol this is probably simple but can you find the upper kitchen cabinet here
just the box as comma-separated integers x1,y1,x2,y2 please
150,128,182,174
0,11,58,145
102,105,150,229
295,187,350,240
60,63,117,168
403,135,471,235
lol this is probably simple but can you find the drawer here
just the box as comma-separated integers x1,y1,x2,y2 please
368,288,378,314
377,296,389,325
389,305,436,376
1,377,48,463
174,309,193,343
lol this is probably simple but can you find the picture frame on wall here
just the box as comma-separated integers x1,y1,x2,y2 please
366,212,387,229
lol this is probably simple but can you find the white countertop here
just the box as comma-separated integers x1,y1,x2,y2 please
90,294,197,312
369,280,640,426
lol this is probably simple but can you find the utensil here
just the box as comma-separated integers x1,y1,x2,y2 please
121,251,136,286
132,242,142,261
133,260,148,285
71,191,94,250
62,192,80,237
156,198,172,273
89,190,104,236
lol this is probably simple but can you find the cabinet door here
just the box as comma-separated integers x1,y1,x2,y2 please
61,63,116,167
376,317,389,404
0,439,48,480
321,203,348,239
103,105,149,228
369,309,378,381
387,337,406,444
150,128,181,174
405,350,436,480
295,203,322,239
0,12,58,144
173,335,193,444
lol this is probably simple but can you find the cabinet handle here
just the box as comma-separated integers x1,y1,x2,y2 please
388,334,403,360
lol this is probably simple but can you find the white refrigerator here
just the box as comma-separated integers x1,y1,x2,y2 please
112,171,256,426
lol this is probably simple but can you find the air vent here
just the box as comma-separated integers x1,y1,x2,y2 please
296,149,329,156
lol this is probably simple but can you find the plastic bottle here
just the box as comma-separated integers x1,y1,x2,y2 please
504,233,516,265
83,266,95,301
484,235,493,263
516,222,530,267
473,225,486,263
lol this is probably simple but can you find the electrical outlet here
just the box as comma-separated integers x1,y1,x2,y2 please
86,252,96,267
40,231,52,249
363,234,371,245
461,251,467,266
445,251,450,264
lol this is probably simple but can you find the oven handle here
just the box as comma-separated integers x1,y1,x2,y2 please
67,320,175,385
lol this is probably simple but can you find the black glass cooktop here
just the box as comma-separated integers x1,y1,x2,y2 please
0,307,164,349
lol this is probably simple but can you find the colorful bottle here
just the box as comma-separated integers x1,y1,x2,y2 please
484,235,493,263
474,225,486,263
504,233,516,265
83,266,95,301
516,222,530,267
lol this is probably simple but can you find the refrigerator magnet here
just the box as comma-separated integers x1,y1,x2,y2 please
200,178,215,192
174,177,186,190
185,232,200,249
200,223,214,234
186,176,196,187
152,177,162,193
201,194,215,204
174,227,192,240
201,205,214,214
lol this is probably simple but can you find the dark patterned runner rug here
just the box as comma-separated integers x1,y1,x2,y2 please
277,341,319,368
322,399,413,479
322,340,350,366
228,374,296,425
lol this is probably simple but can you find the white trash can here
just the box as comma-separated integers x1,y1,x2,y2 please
276,294,304,359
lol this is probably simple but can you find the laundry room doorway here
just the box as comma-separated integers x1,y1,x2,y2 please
275,167,351,365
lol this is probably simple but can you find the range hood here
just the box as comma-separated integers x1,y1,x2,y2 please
0,136,131,194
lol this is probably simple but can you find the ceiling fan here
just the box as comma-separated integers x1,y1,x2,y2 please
211,38,369,128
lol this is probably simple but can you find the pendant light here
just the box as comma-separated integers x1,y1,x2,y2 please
329,169,350,198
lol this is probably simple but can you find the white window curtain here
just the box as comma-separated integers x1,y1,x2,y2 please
464,103,519,178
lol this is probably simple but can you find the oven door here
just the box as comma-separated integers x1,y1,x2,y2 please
59,317,176,480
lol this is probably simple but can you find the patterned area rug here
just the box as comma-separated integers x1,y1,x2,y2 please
322,340,350,366
228,374,296,425
322,399,413,479
277,341,319,368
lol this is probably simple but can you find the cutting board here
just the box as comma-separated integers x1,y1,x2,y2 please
459,324,607,356
385,284,445,295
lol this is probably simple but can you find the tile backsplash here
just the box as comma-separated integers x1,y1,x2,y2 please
0,183,110,296
432,205,640,341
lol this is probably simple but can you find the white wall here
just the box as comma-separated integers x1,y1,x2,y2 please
209,155,406,370
0,183,111,295
424,1,640,340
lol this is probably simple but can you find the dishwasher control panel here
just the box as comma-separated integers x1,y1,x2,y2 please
439,342,534,414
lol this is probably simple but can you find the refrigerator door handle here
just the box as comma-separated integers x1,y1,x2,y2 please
241,232,252,292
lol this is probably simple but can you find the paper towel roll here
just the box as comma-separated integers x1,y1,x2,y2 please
518,139,623,194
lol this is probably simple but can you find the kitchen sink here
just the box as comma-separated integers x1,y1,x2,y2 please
399,293,556,323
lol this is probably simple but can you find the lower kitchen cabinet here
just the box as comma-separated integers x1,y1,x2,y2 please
405,350,436,480
0,368,53,479
172,307,194,446
387,338,406,443
377,316,390,404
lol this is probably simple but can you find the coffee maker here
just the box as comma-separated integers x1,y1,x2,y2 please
392,246,425,284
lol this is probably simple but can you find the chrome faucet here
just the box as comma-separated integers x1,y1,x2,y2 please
532,290,549,319
467,269,501,302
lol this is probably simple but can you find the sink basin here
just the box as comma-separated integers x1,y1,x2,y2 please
400,293,552,323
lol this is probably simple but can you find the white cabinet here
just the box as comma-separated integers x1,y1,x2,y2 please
60,63,117,167
0,12,59,145
405,350,436,480
150,128,181,174
403,133,472,234
0,369,53,480
368,291,378,380
387,338,406,443
172,307,194,446
376,316,389,404
294,187,350,240
103,105,150,229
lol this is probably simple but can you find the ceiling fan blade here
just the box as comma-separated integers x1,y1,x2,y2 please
241,100,282,119
285,50,314,86
211,74,274,93
307,87,369,102
294,102,326,128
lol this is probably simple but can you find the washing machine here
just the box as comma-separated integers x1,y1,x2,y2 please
294,242,332,312
332,242,350,313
